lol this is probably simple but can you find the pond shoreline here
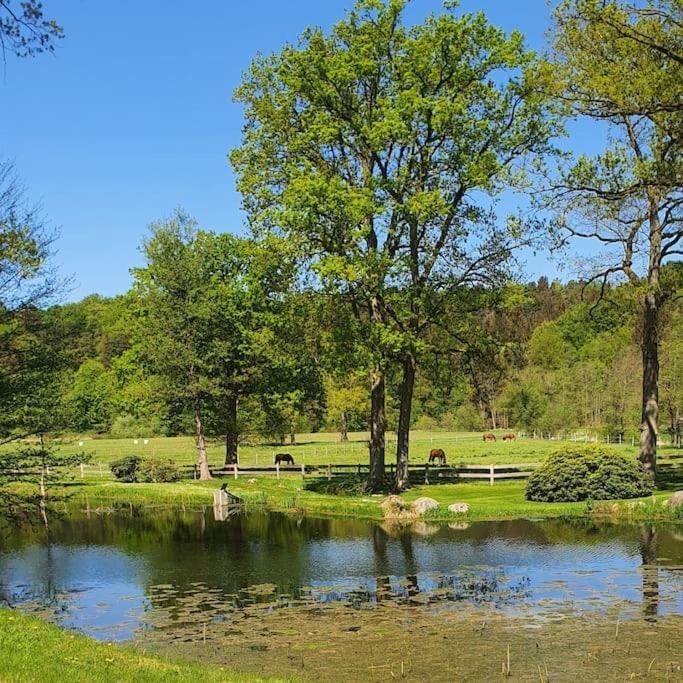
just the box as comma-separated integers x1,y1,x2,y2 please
17,475,681,525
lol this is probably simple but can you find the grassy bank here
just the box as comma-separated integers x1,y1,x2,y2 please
23,473,681,524
0,608,287,682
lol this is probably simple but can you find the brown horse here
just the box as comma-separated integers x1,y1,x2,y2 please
428,448,446,465
502,432,516,441
274,453,295,465
482,432,496,442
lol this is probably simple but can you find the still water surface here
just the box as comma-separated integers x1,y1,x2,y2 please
0,508,681,642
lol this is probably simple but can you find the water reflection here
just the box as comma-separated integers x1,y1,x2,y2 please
0,508,681,642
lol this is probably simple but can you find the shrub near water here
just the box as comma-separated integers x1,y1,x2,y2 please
110,455,141,482
110,456,180,483
525,445,653,502
137,458,181,483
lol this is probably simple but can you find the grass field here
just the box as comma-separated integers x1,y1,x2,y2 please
39,430,679,470
0,609,285,683
3,430,681,523
25,473,679,524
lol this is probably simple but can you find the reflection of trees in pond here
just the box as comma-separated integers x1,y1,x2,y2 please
399,529,420,595
4,510,682,628
639,526,659,623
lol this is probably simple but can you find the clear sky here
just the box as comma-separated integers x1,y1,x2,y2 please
3,0,587,301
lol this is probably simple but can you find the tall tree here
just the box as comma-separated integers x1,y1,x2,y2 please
548,0,683,474
133,211,215,480
232,0,560,490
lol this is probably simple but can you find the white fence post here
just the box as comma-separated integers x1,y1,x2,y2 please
276,462,280,480
80,463,84,479
489,463,495,486
233,463,238,480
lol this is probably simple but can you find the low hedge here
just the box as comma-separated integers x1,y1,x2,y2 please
137,458,181,483
110,456,180,483
110,455,141,482
525,444,653,502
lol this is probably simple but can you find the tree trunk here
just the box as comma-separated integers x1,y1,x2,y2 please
340,410,349,442
194,396,212,480
38,433,48,529
394,354,416,492
367,363,386,492
290,431,296,445
639,291,659,475
224,394,238,466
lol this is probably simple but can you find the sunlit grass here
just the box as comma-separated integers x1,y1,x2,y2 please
11,430,676,471
0,608,289,682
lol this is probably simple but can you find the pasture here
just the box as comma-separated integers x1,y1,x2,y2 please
46,430,658,470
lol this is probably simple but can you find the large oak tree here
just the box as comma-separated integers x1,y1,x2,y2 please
232,0,560,490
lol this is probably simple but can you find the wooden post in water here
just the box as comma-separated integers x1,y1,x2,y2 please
213,489,228,507
489,464,495,486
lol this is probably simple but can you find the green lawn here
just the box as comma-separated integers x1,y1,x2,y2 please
28,472,679,523
0,608,288,683
3,430,681,523
28,430,679,472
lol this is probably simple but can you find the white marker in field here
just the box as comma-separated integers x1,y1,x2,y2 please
134,439,139,445
78,441,84,447
144,439,149,445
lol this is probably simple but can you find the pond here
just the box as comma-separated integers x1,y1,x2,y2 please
1,508,682,680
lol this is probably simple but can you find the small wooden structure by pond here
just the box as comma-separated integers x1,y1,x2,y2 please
212,487,244,521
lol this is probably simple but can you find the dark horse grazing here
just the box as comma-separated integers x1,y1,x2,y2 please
428,448,446,465
502,432,516,441
482,432,496,442
274,453,294,465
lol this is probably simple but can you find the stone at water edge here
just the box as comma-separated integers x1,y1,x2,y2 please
663,490,683,507
447,502,470,514
412,496,439,515
380,494,407,511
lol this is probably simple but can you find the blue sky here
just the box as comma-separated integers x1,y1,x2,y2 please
2,0,589,301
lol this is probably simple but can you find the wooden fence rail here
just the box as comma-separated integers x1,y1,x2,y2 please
4,454,680,486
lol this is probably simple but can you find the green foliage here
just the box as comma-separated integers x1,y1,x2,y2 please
136,458,181,483
65,359,115,432
305,476,368,497
0,442,89,521
110,456,180,483
528,321,574,369
502,384,546,430
110,456,142,483
109,413,163,439
444,404,486,432
525,445,654,502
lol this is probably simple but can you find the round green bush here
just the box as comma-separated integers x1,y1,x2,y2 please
525,444,653,502
136,458,181,483
110,455,142,482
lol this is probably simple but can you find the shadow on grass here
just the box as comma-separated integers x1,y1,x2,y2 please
656,466,683,491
